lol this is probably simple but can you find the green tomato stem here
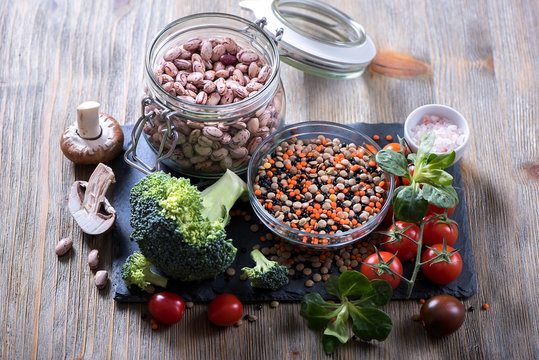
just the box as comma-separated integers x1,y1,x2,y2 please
418,257,438,266
391,271,412,283
406,220,425,299
362,262,411,283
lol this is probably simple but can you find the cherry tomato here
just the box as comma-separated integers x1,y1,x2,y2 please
360,251,403,289
420,295,466,336
428,203,456,216
148,292,186,325
422,214,459,247
208,294,243,327
365,144,378,154
383,143,405,152
382,205,394,226
391,176,401,189
401,165,415,186
381,221,419,262
421,244,463,284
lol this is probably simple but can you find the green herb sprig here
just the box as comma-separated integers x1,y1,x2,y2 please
376,131,458,223
300,271,393,354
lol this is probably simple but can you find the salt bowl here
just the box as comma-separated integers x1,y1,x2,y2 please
404,104,470,163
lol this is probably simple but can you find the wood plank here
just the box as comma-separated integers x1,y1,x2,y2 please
0,0,537,358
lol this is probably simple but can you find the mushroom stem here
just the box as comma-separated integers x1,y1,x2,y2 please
76,101,102,139
81,163,115,213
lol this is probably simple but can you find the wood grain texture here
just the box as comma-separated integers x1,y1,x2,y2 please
0,0,537,359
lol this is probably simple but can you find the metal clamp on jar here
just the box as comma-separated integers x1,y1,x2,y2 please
125,0,376,178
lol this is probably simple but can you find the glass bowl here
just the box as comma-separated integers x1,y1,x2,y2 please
247,121,395,250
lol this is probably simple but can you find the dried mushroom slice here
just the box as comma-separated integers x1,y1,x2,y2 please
68,163,116,235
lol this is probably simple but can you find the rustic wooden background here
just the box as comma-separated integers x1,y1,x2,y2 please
1,0,538,359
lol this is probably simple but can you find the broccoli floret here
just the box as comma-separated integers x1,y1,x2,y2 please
129,169,247,281
121,251,168,292
242,249,289,291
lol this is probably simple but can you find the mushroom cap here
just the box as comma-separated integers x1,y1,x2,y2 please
60,113,124,164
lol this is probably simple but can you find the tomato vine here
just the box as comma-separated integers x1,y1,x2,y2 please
375,131,461,298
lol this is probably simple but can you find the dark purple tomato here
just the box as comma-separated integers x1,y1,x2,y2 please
420,295,466,336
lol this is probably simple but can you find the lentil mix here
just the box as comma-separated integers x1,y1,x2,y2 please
230,209,383,288
253,135,387,245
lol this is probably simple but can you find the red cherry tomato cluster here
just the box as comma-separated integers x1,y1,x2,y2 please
369,202,462,287
420,206,461,284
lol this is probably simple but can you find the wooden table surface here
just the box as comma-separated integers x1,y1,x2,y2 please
1,0,538,359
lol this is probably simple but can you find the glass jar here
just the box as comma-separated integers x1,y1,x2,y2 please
126,13,286,178
125,2,376,178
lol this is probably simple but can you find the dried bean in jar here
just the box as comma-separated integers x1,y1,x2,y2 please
145,35,283,175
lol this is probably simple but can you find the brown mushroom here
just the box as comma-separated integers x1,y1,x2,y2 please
68,163,116,235
60,101,124,164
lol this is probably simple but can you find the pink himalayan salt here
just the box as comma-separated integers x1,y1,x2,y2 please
410,115,465,152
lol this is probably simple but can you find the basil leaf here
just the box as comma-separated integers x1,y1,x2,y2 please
426,153,437,163
323,306,350,344
338,271,371,298
407,153,417,164
422,183,458,208
350,307,393,341
356,279,393,307
425,151,455,169
392,185,428,223
375,150,409,176
324,275,341,298
440,184,459,203
300,293,338,330
390,186,407,207
417,131,435,161
300,272,394,354
418,169,453,185
322,334,344,354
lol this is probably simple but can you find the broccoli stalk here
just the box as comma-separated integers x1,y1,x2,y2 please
242,249,289,291
121,251,168,292
129,169,248,281
201,169,248,224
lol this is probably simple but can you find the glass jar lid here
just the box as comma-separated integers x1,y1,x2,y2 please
240,0,376,79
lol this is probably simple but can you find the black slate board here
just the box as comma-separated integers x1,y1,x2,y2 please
112,123,476,302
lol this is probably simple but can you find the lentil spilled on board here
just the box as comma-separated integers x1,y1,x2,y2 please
253,135,388,245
